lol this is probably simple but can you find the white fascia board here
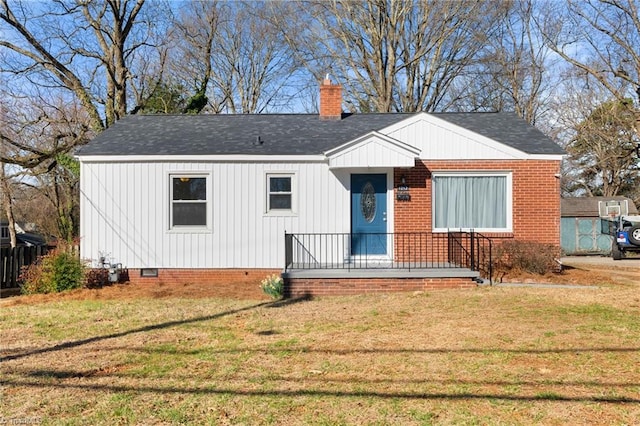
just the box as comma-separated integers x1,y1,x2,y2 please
379,112,531,160
324,130,421,157
527,154,565,161
76,154,328,163
324,131,420,169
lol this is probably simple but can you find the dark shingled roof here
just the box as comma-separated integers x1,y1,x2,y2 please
76,112,565,157
561,196,639,217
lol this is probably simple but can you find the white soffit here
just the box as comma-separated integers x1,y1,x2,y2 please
324,131,421,169
378,112,530,160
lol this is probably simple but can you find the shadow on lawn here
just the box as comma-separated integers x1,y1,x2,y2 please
3,375,639,404
0,295,312,363
12,364,639,391
3,292,639,405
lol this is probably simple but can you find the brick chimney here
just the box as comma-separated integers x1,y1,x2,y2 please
319,75,342,120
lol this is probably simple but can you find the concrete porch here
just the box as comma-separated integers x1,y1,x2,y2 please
283,231,491,296
282,266,481,297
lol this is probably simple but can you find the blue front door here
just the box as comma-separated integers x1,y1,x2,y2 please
351,174,387,255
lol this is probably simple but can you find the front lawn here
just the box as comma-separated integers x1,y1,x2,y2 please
1,286,639,425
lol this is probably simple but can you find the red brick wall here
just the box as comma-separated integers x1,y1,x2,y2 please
319,79,342,119
126,268,280,286
285,276,476,297
394,159,561,245
117,268,475,298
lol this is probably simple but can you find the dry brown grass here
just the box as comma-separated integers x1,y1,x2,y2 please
1,259,639,425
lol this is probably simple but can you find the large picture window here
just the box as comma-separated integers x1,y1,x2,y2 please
171,175,207,228
433,173,511,232
266,173,295,213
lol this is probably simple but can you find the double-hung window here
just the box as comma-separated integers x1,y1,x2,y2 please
266,173,295,214
432,172,511,232
170,175,208,228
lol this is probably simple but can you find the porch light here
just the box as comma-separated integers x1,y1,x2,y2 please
400,175,406,185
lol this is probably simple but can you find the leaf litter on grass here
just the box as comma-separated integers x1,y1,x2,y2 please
2,262,640,424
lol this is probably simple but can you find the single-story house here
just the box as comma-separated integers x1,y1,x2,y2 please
561,196,638,255
77,78,564,295
0,221,48,248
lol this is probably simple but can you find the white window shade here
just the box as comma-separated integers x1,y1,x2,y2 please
433,174,511,232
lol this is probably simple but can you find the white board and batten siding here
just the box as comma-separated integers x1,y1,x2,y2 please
325,131,420,169
80,159,355,270
79,112,560,271
381,113,530,160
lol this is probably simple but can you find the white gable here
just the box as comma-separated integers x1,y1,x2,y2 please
379,112,529,160
324,131,420,169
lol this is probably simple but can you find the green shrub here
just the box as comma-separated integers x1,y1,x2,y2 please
20,248,85,295
493,240,560,278
260,274,284,299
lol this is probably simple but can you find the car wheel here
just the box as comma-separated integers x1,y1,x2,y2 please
612,240,623,260
629,225,640,246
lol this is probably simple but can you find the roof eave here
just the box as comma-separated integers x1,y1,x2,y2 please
76,154,329,163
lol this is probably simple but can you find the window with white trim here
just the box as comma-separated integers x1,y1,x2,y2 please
266,173,294,213
170,175,208,228
432,173,511,232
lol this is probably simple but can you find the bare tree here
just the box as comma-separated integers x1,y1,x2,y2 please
171,1,219,113
453,0,556,125
565,99,639,200
539,0,640,131
275,0,502,113
29,153,80,242
537,0,640,201
0,0,104,131
171,1,300,114
0,94,91,240
0,163,18,247
0,92,92,168
1,0,168,128
77,0,146,124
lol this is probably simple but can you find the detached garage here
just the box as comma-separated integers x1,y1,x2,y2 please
561,196,638,255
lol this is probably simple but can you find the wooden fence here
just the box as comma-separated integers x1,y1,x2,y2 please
1,246,48,289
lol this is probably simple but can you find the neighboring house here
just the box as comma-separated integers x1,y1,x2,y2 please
0,222,47,248
77,78,564,295
0,223,8,247
561,196,638,255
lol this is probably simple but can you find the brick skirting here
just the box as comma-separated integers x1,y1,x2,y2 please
126,268,281,286
115,268,476,298
285,276,476,297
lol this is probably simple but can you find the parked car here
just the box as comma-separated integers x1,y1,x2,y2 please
603,215,640,260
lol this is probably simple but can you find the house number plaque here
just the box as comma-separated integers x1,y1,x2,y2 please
396,184,411,201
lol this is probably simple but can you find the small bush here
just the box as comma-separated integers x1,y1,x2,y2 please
260,274,284,299
85,268,110,288
19,258,56,295
20,248,85,295
493,240,560,279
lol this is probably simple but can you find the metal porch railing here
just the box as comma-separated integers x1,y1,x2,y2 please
284,231,493,282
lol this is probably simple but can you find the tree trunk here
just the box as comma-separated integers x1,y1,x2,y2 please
0,163,17,248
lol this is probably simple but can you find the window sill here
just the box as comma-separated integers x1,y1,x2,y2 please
167,227,212,234
432,228,513,235
264,210,297,217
